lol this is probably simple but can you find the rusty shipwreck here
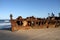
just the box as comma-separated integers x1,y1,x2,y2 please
10,14,60,32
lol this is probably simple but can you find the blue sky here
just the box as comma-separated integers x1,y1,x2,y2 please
0,0,60,19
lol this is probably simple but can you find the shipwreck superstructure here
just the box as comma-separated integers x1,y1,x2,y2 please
10,14,60,32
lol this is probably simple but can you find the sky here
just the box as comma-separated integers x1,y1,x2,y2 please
0,0,60,19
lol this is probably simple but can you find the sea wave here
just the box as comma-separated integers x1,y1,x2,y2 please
0,22,11,29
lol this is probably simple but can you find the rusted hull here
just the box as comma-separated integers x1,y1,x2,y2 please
10,14,60,32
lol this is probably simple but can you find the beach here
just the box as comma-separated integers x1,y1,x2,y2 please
0,27,60,40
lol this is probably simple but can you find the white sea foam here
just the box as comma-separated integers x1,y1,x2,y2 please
0,22,11,29
0,23,11,25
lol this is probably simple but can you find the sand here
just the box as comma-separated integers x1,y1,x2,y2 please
0,27,60,40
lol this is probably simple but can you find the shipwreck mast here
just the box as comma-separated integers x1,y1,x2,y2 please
10,14,14,31
10,14,13,20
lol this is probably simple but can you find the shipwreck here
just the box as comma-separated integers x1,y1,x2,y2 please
10,14,60,32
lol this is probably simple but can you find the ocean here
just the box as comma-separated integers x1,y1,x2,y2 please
0,20,11,29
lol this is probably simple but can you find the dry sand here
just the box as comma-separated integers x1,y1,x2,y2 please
0,27,60,40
